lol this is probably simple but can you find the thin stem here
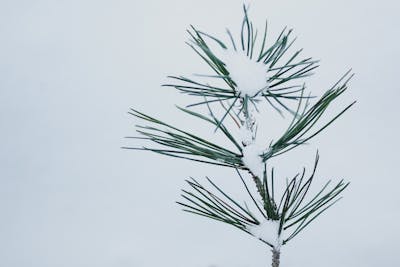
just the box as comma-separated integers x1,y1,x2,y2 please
271,248,280,267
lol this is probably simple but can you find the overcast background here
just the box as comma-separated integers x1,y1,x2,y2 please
1,0,399,267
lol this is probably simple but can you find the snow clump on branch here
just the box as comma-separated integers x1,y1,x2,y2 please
221,49,270,98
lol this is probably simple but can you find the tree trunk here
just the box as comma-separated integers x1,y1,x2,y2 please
271,248,280,267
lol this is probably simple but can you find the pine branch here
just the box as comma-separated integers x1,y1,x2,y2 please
177,154,348,248
163,5,318,117
262,70,355,161
125,109,244,167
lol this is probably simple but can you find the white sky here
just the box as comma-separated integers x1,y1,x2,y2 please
0,0,399,267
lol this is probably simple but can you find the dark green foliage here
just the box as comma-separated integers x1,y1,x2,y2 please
126,70,353,171
177,153,349,247
163,5,319,126
262,70,356,160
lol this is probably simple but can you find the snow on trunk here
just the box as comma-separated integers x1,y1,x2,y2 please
247,219,282,249
242,142,264,178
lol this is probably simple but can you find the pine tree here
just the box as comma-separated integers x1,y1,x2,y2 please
125,5,355,267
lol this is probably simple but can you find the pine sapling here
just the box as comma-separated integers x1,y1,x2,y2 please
125,4,355,266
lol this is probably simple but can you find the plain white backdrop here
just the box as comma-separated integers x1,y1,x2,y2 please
0,0,399,266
